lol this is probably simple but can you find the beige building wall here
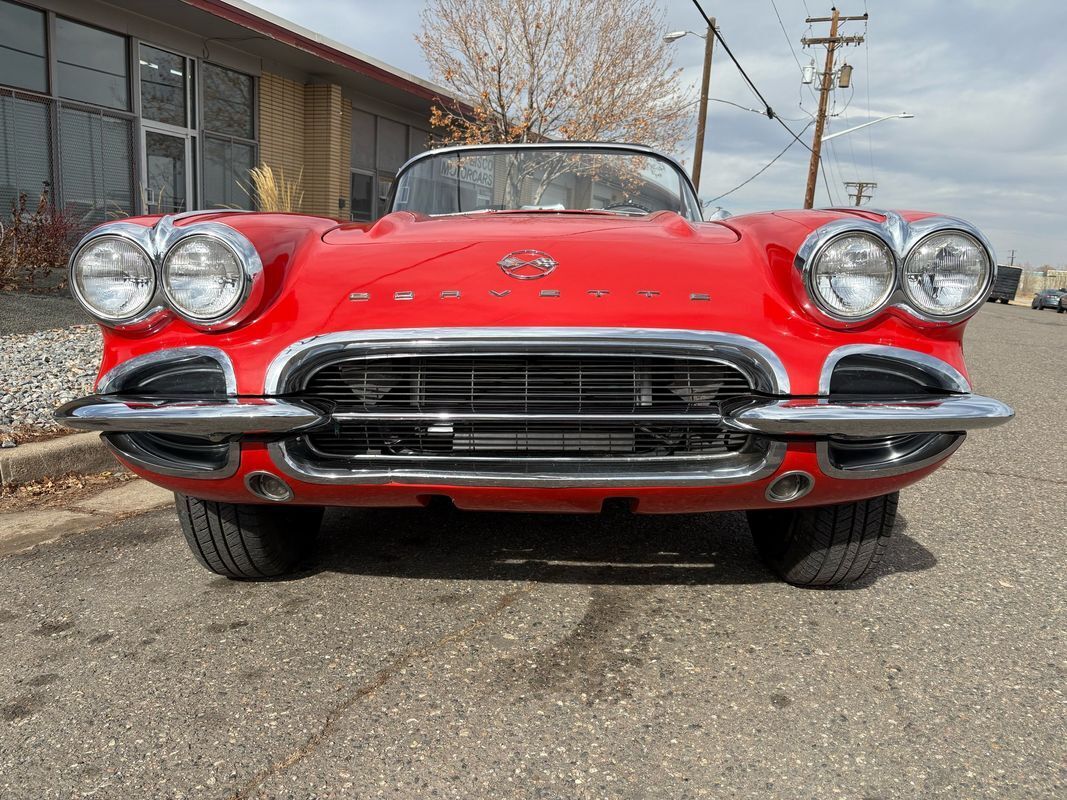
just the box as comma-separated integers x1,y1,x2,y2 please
260,72,354,219
259,72,306,193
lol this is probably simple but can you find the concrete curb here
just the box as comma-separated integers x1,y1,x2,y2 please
0,432,119,487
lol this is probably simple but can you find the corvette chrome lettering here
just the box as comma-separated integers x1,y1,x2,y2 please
347,289,713,302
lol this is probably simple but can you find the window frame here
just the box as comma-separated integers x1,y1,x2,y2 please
198,60,257,210
0,0,49,95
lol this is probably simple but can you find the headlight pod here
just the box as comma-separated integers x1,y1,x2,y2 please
71,235,155,322
903,231,991,317
162,236,246,322
808,232,896,319
67,217,263,331
797,214,996,327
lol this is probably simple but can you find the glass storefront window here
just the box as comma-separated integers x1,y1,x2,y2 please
377,117,407,173
0,93,51,213
202,63,253,139
59,107,133,225
144,130,187,213
203,135,253,209
349,171,373,221
140,45,187,127
55,17,128,110
0,0,47,93
351,109,375,171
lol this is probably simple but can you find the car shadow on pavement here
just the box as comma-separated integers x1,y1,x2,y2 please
301,506,936,588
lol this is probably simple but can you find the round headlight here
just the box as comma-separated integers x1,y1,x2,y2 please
162,236,246,321
810,233,896,318
71,236,155,321
903,232,990,316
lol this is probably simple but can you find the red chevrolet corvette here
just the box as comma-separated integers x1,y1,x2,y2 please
56,142,1012,586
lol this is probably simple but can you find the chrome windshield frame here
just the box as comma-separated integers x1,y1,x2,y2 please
390,142,702,221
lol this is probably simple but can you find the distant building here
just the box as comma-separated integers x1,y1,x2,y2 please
0,0,458,225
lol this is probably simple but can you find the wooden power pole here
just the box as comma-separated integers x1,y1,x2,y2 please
802,8,867,209
845,180,877,206
691,18,716,193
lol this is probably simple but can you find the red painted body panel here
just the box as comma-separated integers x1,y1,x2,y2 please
92,207,977,511
115,442,944,514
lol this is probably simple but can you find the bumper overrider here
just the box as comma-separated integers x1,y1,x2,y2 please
55,329,1013,501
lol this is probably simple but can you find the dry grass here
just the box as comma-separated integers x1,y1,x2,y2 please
244,165,304,213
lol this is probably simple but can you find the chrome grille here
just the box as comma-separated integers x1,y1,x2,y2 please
301,354,753,413
291,353,756,463
306,420,751,460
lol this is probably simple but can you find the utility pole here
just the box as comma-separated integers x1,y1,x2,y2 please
692,18,716,193
802,7,867,209
845,180,877,206
1007,249,1016,266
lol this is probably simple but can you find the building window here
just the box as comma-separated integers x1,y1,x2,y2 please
0,91,51,213
60,106,134,225
203,136,254,209
139,45,187,127
349,170,374,221
55,17,128,110
202,63,253,139
351,109,375,172
377,117,407,173
201,63,255,208
0,1,47,93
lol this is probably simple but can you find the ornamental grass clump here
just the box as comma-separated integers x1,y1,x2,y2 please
244,165,303,213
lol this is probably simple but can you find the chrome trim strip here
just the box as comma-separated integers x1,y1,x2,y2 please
102,433,240,480
818,344,971,395
816,435,965,480
329,411,726,423
55,396,325,437
268,439,788,488
793,213,997,327
726,394,1013,436
264,327,791,395
96,347,239,396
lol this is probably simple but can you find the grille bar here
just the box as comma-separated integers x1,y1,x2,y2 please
330,411,725,422
290,349,761,467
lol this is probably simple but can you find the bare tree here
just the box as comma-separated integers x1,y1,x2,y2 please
418,0,693,152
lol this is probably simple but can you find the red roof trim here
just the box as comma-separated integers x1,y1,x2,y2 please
179,0,456,106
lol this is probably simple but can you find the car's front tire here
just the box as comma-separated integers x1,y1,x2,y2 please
175,494,323,579
747,493,899,587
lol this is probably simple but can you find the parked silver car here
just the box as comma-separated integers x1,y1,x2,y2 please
1031,289,1067,310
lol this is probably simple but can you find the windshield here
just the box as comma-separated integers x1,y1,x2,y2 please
391,146,702,221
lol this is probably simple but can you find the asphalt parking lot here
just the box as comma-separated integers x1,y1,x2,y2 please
0,302,1063,799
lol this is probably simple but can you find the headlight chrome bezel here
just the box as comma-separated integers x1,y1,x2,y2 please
69,224,168,330
795,212,996,328
160,225,263,330
68,214,262,332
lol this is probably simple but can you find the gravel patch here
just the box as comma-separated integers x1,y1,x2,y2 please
0,325,101,441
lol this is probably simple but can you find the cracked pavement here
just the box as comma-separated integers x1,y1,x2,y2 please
0,302,1063,798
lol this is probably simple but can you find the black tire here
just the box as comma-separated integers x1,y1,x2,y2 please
999,298,1009,304
747,492,899,587
175,494,323,579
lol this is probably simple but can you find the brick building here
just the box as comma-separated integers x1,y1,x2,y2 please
0,0,456,225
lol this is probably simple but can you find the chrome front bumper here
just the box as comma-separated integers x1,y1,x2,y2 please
56,392,1014,439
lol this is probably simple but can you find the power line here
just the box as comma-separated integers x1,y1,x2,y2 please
703,121,815,205
688,0,814,153
769,0,804,73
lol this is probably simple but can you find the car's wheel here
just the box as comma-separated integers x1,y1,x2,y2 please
175,494,323,579
747,492,899,587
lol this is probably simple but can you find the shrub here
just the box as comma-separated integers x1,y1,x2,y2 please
0,189,80,292
243,164,303,213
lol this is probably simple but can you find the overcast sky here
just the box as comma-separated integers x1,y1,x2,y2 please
254,0,1066,267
